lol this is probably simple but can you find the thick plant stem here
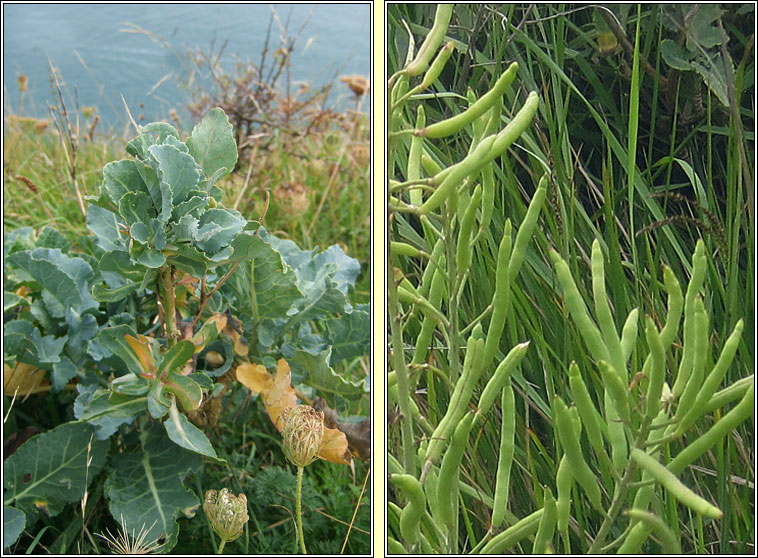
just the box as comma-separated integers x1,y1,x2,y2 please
217,540,226,554
160,265,179,347
297,466,307,554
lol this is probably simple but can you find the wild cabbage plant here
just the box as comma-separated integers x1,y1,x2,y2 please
3,108,369,551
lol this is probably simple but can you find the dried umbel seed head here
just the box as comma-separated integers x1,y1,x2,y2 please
281,405,324,467
203,488,249,543
17,74,28,93
81,106,96,119
340,75,370,97
33,119,49,135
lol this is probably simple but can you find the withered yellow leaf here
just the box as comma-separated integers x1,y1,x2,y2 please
4,362,49,396
236,362,273,393
318,427,352,465
264,359,298,431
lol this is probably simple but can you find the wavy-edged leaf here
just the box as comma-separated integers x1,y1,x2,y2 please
3,422,108,516
164,398,220,460
222,232,302,321
3,291,30,312
6,249,81,318
148,144,202,207
104,421,202,551
291,347,366,404
4,320,66,369
167,244,207,277
324,308,370,363
101,159,148,206
87,205,125,252
3,506,25,550
193,208,245,255
73,384,144,439
96,325,144,377
141,121,180,142
186,107,237,180
118,191,155,227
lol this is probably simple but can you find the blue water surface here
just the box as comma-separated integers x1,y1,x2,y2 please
3,3,370,131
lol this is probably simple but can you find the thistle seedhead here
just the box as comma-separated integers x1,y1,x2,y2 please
203,488,249,543
281,405,324,467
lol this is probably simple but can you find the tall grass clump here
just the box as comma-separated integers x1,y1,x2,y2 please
387,4,753,554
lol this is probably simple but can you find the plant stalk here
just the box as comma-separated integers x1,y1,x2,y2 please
388,241,416,476
297,466,307,554
161,265,179,347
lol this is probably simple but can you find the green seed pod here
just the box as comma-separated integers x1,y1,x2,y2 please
567,362,606,458
532,488,557,554
476,341,529,422
555,455,573,534
420,134,496,215
408,106,426,207
507,176,547,284
550,249,611,364
659,265,683,349
630,448,722,519
667,380,754,475
456,184,482,274
597,360,631,425
417,62,519,139
417,41,455,92
424,336,484,467
704,373,753,414
405,4,454,77
619,308,639,364
391,241,422,258
623,509,682,554
412,256,447,365
482,219,513,370
679,318,744,432
553,395,603,511
420,152,444,177
437,412,474,528
591,239,625,377
390,474,426,544
388,537,408,554
491,379,516,529
674,297,708,429
644,317,665,420
672,240,707,396
486,91,540,160
480,508,544,554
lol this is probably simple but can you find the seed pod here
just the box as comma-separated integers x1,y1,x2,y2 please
630,448,722,518
417,62,519,139
203,488,249,543
479,508,544,554
405,4,454,77
553,396,602,511
281,405,324,467
416,41,455,92
491,380,516,529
